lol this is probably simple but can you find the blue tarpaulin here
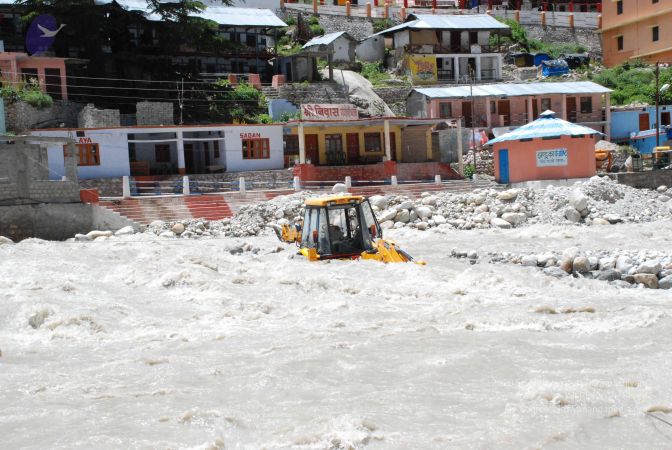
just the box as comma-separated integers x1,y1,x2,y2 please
541,59,569,77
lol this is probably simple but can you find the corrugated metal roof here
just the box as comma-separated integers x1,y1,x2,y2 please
96,1,286,27
303,32,349,49
486,110,602,145
373,14,509,36
413,81,612,99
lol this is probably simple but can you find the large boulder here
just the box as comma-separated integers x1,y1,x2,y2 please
633,273,659,289
635,260,662,275
568,189,589,211
497,189,520,201
659,275,672,290
564,208,582,223
395,209,411,223
0,236,14,245
369,195,389,210
490,218,512,229
501,212,526,226
378,209,397,222
414,206,433,220
573,256,590,274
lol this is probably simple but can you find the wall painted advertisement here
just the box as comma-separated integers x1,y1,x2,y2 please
536,148,568,167
406,55,437,84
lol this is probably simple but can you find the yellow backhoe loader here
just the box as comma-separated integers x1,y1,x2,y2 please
271,194,424,264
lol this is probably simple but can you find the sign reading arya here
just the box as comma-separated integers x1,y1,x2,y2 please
536,148,568,167
301,104,358,120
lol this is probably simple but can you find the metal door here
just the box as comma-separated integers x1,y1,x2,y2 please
498,149,509,184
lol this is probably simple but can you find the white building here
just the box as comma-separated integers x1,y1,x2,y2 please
371,13,510,83
302,32,357,64
31,124,285,179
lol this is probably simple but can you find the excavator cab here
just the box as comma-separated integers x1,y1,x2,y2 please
271,194,423,264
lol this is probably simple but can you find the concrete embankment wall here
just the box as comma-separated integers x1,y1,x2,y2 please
609,171,672,190
0,203,136,241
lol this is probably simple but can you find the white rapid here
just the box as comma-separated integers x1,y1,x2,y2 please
1,222,671,449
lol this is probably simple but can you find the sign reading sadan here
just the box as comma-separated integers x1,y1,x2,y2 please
536,148,568,167
301,103,358,120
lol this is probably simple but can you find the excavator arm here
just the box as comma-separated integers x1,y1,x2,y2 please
270,223,302,244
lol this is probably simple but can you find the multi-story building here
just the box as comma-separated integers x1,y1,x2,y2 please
601,0,672,67
372,13,509,84
406,81,613,138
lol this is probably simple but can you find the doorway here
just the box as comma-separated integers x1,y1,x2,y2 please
184,144,195,173
305,134,319,164
566,97,577,122
662,112,671,127
463,101,473,128
498,149,509,184
497,100,511,126
639,113,650,131
346,133,360,164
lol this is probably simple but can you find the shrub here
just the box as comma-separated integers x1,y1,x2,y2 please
372,18,394,34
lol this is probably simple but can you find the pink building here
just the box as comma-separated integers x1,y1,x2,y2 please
407,81,612,139
0,52,68,100
486,110,599,184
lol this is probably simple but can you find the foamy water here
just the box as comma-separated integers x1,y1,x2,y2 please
1,222,671,449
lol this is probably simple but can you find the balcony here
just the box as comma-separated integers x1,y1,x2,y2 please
404,43,500,55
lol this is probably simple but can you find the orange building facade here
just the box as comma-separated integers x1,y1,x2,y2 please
493,135,597,184
601,0,672,67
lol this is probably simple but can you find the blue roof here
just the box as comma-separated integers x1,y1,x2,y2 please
372,13,509,37
303,32,353,49
485,110,602,145
95,1,287,27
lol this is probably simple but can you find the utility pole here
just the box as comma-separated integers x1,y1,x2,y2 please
656,62,660,147
469,66,477,176
177,78,185,125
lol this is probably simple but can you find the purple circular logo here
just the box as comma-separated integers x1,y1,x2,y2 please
26,14,65,55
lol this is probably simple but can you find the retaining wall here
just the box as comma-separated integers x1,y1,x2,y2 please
608,171,672,190
0,203,136,241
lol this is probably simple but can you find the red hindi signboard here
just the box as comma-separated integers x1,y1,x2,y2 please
301,103,359,120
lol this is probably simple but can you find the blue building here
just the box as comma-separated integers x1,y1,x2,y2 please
610,105,672,154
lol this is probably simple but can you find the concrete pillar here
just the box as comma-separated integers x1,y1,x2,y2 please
457,119,464,177
313,0,318,14
298,122,306,164
122,175,131,198
453,56,460,82
346,1,350,16
384,3,389,18
475,56,482,81
176,131,186,175
345,176,352,189
561,94,567,120
496,54,503,80
391,175,398,185
293,175,301,191
366,2,371,17
605,93,612,141
527,97,534,123
182,176,190,195
383,119,392,161
239,177,246,194
485,96,492,130
400,6,406,19
434,175,441,184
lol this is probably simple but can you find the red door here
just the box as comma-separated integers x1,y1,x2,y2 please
566,97,577,122
639,113,650,131
346,133,359,164
305,134,319,164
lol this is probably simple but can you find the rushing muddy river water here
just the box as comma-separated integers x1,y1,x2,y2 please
1,222,671,449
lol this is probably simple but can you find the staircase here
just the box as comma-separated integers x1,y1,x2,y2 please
97,181,495,225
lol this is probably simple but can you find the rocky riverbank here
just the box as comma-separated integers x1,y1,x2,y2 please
451,246,672,290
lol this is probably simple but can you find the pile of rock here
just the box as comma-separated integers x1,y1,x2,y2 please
456,247,672,289
369,176,671,231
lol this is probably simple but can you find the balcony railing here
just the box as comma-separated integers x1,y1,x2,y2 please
404,43,499,55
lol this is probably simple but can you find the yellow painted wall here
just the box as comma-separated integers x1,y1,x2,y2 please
290,124,404,164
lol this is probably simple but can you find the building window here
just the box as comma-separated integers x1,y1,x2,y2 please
617,36,624,51
490,101,496,114
616,0,623,14
542,136,560,140
571,134,586,139
469,31,478,45
439,103,452,119
580,97,592,114
364,133,382,153
242,138,270,159
155,144,170,163
213,140,220,158
653,0,658,3
283,135,299,155
541,98,552,111
652,26,659,42
64,143,101,166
